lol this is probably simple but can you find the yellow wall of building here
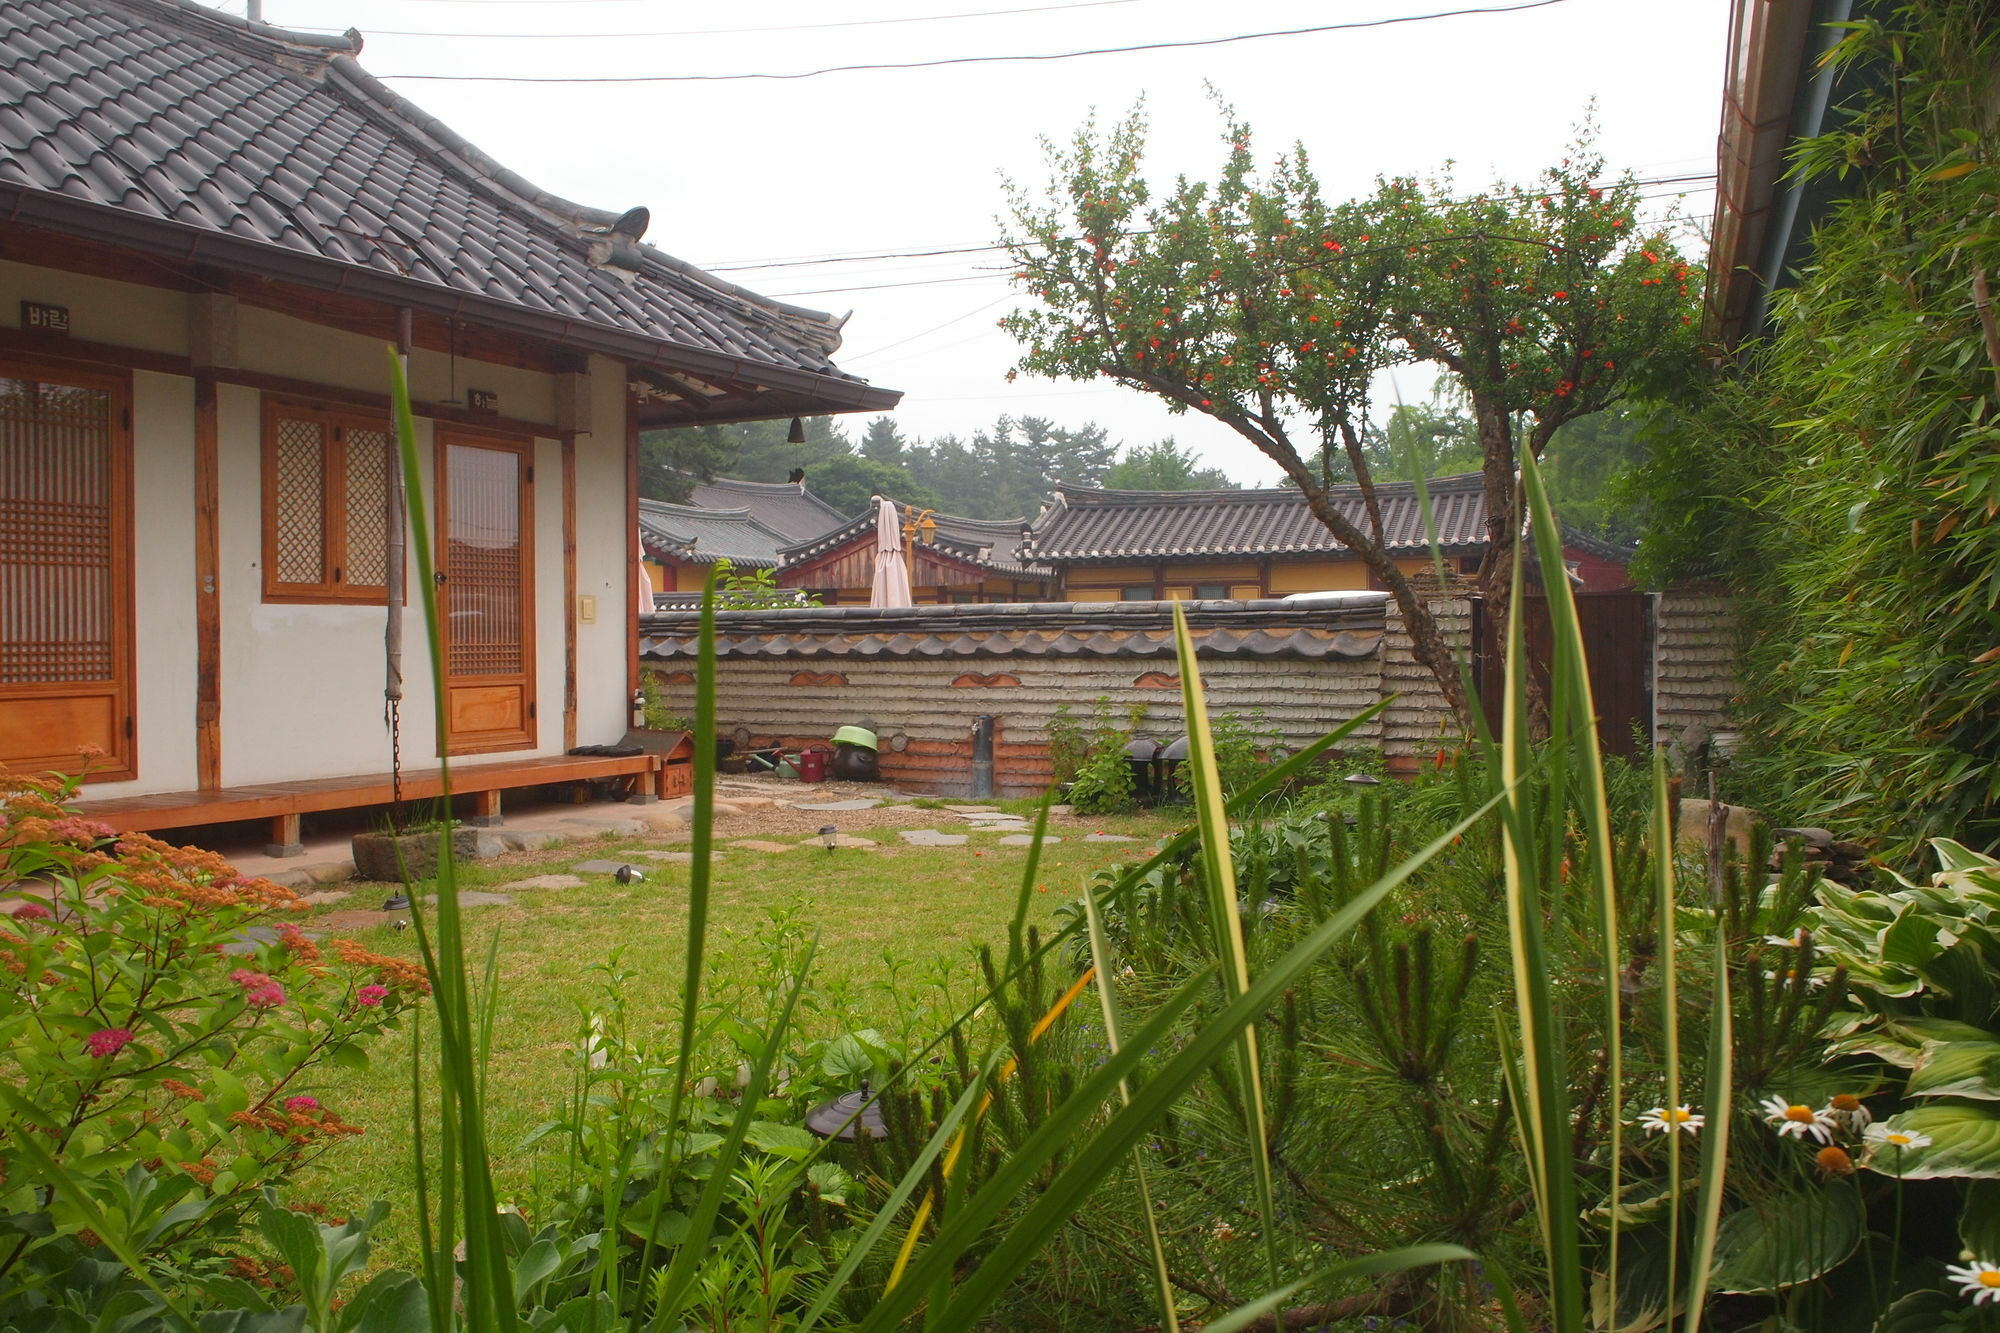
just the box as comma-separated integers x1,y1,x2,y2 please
1266,560,1368,593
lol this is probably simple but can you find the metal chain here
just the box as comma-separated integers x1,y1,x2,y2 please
388,696,404,834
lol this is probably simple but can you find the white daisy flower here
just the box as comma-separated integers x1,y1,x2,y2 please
1863,1124,1932,1151
1760,1095,1838,1143
1639,1105,1704,1136
1946,1258,2000,1305
1824,1093,1873,1133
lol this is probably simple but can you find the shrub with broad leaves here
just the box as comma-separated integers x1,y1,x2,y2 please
0,767,423,1315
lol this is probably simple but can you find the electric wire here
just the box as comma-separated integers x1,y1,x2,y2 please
374,0,1575,83
698,173,1715,274
278,0,1150,38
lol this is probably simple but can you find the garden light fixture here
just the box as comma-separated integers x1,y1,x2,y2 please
820,823,839,852
804,1079,887,1140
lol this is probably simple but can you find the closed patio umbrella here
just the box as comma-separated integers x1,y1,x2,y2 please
869,496,914,608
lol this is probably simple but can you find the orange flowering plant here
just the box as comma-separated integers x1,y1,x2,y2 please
0,766,423,1307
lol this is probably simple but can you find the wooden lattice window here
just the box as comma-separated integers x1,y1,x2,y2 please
261,399,396,603
0,361,135,782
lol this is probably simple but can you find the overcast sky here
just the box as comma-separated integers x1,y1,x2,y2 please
239,0,1729,485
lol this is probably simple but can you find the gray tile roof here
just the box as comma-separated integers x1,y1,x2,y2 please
681,475,849,544
778,505,1048,579
637,499,791,568
1024,473,1489,564
0,0,898,416
639,598,1387,662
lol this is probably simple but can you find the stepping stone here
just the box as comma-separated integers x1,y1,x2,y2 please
1083,833,1140,843
802,834,878,849
495,874,586,892
298,889,352,907
900,829,969,847
997,834,1060,846
573,858,645,874
943,804,1001,814
221,924,323,955
730,839,799,854
793,798,882,812
420,890,511,908
634,849,725,863
1048,804,1074,816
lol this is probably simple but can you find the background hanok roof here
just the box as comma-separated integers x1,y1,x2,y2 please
0,0,898,423
779,506,1047,579
637,499,792,568
677,474,850,544
1024,473,1488,564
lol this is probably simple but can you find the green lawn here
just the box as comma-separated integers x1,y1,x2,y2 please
292,806,1182,1264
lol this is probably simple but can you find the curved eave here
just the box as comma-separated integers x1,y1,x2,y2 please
1,186,901,417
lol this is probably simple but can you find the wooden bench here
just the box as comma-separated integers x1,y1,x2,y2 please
76,752,668,856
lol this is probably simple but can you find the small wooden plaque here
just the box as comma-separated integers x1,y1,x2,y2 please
21,301,70,334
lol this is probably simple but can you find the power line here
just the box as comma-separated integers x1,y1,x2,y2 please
842,296,1017,363
377,0,1574,83
278,0,1149,39
702,176,1714,276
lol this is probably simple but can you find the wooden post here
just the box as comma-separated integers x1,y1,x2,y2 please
626,398,641,710
562,434,578,751
468,788,502,826
193,374,222,789
265,812,303,858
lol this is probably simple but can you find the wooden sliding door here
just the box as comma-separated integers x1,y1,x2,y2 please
0,363,134,781
437,431,535,754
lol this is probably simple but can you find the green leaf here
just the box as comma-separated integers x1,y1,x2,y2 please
1872,1102,2000,1178
510,1238,562,1305
342,1271,430,1333
743,1121,818,1159
820,1031,888,1082
1909,1039,2000,1101
1589,1224,1676,1333
805,1163,853,1207
206,1067,248,1117
619,1206,687,1247
1963,1181,2000,1260
1708,1186,1864,1294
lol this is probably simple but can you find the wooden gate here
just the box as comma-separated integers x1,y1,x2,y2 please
0,363,134,781
1472,589,1654,759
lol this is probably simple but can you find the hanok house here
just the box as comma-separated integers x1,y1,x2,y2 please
0,0,896,852
1023,473,1493,600
776,506,1054,604
638,499,793,600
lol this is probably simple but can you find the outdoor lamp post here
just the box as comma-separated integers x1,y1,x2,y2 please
819,824,839,853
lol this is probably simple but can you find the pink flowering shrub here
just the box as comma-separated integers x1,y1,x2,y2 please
0,767,425,1297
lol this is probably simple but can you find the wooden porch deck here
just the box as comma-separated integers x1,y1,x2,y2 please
76,752,680,857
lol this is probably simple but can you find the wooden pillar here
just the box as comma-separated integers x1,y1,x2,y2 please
193,374,222,790
562,435,578,751
625,400,640,711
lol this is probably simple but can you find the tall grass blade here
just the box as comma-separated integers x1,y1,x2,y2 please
862,789,1508,1333
1520,449,1623,1321
1682,930,1733,1333
1654,749,1684,1318
1196,1244,1477,1333
1082,870,1179,1333
1171,602,1283,1303
632,563,722,1321
793,1058,999,1332
1495,520,1583,1333
387,350,515,1330
651,938,818,1324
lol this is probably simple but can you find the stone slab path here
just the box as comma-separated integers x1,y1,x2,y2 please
792,798,882,812
899,829,968,847
494,874,586,892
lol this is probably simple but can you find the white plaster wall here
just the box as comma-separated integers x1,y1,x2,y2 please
216,383,448,786
571,353,632,746
81,372,200,799
2,263,638,790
